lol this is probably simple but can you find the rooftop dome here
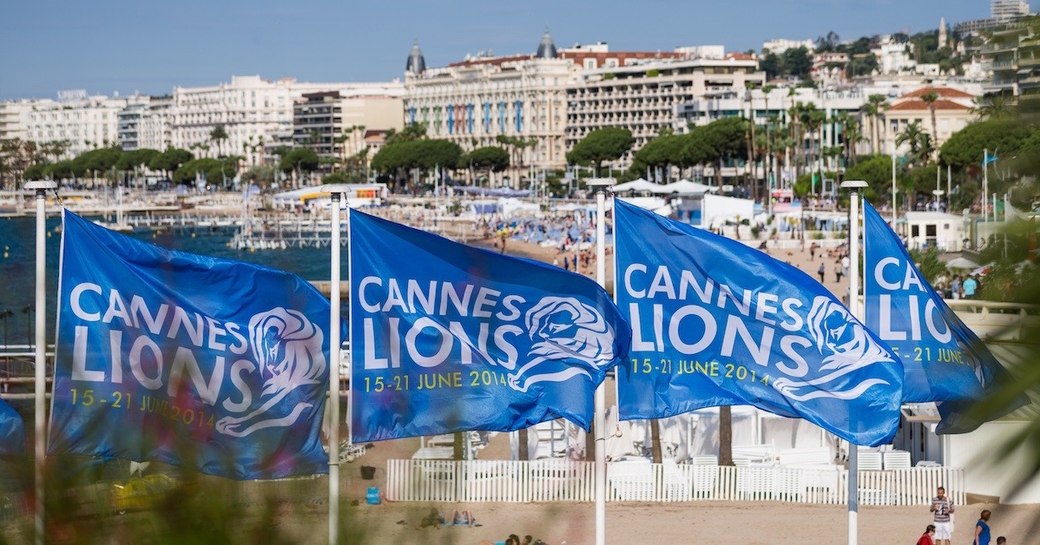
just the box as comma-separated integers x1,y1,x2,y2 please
535,28,558,59
406,41,426,75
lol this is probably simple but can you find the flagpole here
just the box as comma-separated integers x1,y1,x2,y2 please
841,180,867,545
587,177,615,545
323,184,348,545
890,151,896,225
26,180,55,545
1004,193,1009,260
983,149,989,223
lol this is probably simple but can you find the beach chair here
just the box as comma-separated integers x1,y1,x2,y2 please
857,451,883,471
661,460,692,501
607,460,655,501
689,458,719,500
882,450,912,470
691,455,719,465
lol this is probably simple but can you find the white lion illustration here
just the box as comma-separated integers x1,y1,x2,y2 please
771,296,892,401
215,307,326,437
507,297,616,393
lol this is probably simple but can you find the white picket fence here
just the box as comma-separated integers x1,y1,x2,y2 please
385,459,965,506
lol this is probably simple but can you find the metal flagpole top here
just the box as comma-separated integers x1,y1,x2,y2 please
585,177,616,189
24,181,57,191
840,180,868,190
319,184,352,194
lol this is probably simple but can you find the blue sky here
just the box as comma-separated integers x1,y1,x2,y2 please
0,0,987,100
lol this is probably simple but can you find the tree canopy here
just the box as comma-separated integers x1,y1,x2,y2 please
371,139,463,174
463,146,510,172
566,127,634,174
278,148,320,174
149,148,194,174
939,117,1034,170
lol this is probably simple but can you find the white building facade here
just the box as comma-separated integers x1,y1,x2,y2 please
1,90,149,157
403,32,696,175
171,75,403,166
568,55,765,166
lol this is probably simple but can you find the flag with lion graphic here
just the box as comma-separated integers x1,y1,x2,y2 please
49,211,333,479
349,210,631,442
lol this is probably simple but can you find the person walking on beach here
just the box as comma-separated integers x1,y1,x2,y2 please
973,510,992,545
818,262,825,283
930,486,955,545
835,261,843,283
916,524,936,545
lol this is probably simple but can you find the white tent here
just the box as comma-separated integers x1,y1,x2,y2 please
656,179,716,195
946,256,980,270
612,178,660,194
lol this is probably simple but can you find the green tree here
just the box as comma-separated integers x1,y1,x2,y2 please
149,148,194,178
844,154,894,201
760,51,781,79
896,121,929,165
279,148,320,187
23,162,50,180
921,91,940,160
633,134,685,179
72,147,124,184
210,125,229,157
566,127,634,176
862,94,888,156
465,146,510,182
173,158,222,185
384,122,427,145
907,247,947,284
701,117,748,185
782,47,813,80
939,117,1032,170
971,95,1013,119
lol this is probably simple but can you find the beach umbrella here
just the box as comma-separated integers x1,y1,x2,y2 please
948,257,977,270
969,264,992,276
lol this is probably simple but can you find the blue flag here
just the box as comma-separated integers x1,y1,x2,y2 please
0,400,24,456
48,211,331,479
614,199,903,446
349,210,631,442
862,201,1027,432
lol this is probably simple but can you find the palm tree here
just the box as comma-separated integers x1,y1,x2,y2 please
896,121,927,163
788,102,806,180
971,95,1011,119
761,85,776,190
843,116,863,165
862,94,888,155
209,125,229,158
920,91,939,160
800,104,824,194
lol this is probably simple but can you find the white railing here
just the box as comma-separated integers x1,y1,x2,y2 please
385,459,964,506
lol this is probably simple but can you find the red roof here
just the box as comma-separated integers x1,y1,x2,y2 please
902,86,974,99
888,98,970,111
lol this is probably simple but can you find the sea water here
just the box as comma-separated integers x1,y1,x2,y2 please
0,215,338,347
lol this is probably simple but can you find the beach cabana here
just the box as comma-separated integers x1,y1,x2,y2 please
611,178,660,194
